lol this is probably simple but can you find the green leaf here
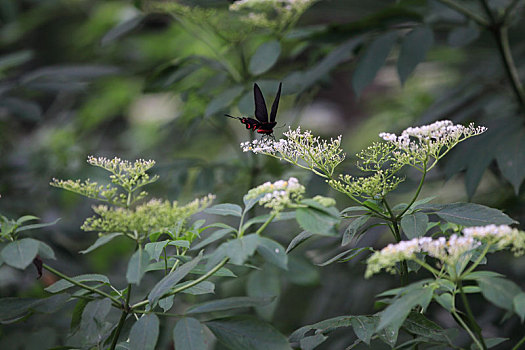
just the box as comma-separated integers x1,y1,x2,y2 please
340,206,368,214
496,128,525,194
79,298,112,343
448,22,480,47
206,234,259,269
420,203,516,226
403,312,450,342
249,40,281,76
0,297,41,322
478,277,522,311
285,256,320,286
296,207,339,236
317,247,370,267
377,286,433,332
513,293,525,322
144,240,169,262
189,265,236,277
15,217,60,233
71,298,89,331
247,267,280,321
397,26,433,84
289,316,353,342
286,231,315,253
37,241,56,260
129,313,159,350
400,212,429,239
45,274,110,293
435,293,453,312
168,240,190,249
178,280,215,295
173,317,207,350
190,228,235,251
256,237,288,270
242,212,295,232
205,203,243,217
186,296,273,314
126,249,151,285
206,316,292,350
80,232,123,254
1,238,40,269
101,15,145,46
462,270,504,280
148,252,203,306
300,333,328,350
350,316,377,345
352,32,397,97
342,215,370,246
205,86,244,117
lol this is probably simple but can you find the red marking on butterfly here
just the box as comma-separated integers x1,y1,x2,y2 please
225,82,282,137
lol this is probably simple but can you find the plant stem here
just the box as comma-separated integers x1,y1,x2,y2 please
398,163,427,218
512,332,525,350
43,263,121,307
130,258,229,310
477,0,525,113
451,309,485,350
458,281,487,349
109,284,132,350
435,0,489,26
255,213,276,235
460,243,491,277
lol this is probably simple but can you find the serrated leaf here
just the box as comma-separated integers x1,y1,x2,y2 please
478,277,521,311
296,207,339,236
1,238,40,269
286,231,315,253
205,203,243,217
317,247,370,267
148,252,203,306
289,316,353,342
186,296,273,314
350,316,377,345
513,293,525,322
435,203,516,226
173,317,207,350
352,32,397,97
377,286,433,332
397,26,433,84
247,267,280,321
190,228,234,251
206,234,259,270
45,274,110,293
249,40,281,75
342,215,369,246
80,232,123,254
126,249,150,285
400,212,428,239
206,316,292,350
144,240,169,262
256,237,288,270
129,313,159,350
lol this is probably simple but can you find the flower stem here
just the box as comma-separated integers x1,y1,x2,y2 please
255,213,276,235
512,332,525,350
43,263,121,307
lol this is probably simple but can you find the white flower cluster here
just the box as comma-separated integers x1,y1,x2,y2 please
378,120,487,171
87,156,156,174
365,234,481,278
241,127,345,178
246,177,305,214
230,0,314,12
463,225,525,255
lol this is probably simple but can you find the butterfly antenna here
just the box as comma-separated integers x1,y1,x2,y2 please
224,114,240,120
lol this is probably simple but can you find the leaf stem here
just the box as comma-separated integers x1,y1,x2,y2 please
109,284,132,350
451,309,485,350
43,263,121,307
435,0,489,26
458,281,487,349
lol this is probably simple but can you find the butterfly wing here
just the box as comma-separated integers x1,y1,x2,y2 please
253,83,269,123
269,82,282,123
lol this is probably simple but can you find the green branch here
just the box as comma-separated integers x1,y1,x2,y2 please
435,0,489,26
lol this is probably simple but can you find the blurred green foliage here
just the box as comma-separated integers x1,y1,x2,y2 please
1,0,525,349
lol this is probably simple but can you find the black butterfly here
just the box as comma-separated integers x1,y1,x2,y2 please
225,82,282,137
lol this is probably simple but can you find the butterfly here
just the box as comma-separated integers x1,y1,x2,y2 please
225,82,282,137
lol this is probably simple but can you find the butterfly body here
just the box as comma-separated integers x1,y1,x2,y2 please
225,82,282,137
